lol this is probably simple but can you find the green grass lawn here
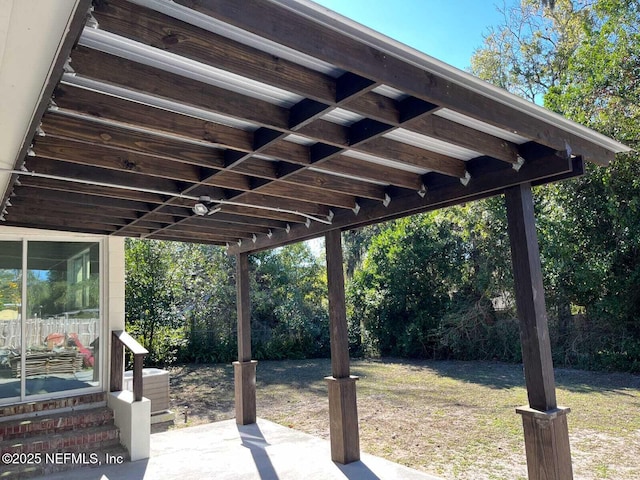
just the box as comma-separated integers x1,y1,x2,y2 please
168,358,640,480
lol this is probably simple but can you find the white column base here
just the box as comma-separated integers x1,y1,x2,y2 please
108,390,151,461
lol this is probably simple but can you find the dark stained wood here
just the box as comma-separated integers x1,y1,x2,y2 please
357,137,467,177
325,229,360,464
150,229,242,244
7,205,129,227
317,156,424,190
505,183,557,411
54,84,254,153
8,195,141,220
110,332,124,393
181,217,272,234
325,229,350,379
2,219,114,236
405,115,521,165
19,176,168,204
68,48,469,179
233,360,257,425
176,0,613,165
111,330,148,401
260,142,310,166
236,253,251,362
517,406,573,480
1,0,620,260
34,136,216,184
92,0,336,104
326,376,360,464
12,186,153,213
230,148,576,254
41,113,226,166
3,213,119,234
25,156,190,196
133,354,144,402
284,170,386,200
233,253,257,423
257,182,356,209
237,192,333,217
71,46,290,130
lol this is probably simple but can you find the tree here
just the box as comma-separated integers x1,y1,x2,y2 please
125,239,184,365
471,0,589,101
472,0,640,370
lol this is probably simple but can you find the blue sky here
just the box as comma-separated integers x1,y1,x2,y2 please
312,0,515,70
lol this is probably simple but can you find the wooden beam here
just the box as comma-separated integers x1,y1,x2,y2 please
504,183,557,411
92,0,336,104
236,253,251,363
18,176,167,204
229,146,576,254
25,156,190,196
9,188,150,216
68,48,466,177
324,229,360,464
71,46,290,131
234,252,257,425
41,113,226,166
316,156,424,190
505,183,574,480
53,84,254,153
325,230,350,379
33,136,216,184
175,0,614,165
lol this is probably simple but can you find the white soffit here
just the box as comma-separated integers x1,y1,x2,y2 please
0,0,79,201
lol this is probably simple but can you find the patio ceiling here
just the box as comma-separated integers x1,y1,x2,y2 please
0,0,630,253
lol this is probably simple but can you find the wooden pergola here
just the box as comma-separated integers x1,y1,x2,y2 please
0,1,629,478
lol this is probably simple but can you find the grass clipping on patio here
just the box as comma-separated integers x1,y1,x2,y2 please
165,359,640,480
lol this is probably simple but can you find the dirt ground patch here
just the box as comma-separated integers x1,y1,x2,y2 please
159,359,640,480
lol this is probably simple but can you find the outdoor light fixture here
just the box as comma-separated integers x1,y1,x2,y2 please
352,202,361,215
513,156,526,172
192,203,208,216
460,171,472,186
418,184,427,198
383,193,391,207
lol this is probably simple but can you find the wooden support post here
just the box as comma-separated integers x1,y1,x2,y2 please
234,253,257,425
325,229,360,464
110,332,124,393
505,183,573,480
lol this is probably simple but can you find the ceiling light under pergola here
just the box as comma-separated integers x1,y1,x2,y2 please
191,203,209,216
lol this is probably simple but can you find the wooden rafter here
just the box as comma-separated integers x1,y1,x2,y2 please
2,0,624,249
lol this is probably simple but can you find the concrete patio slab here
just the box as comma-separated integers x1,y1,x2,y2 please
38,418,444,480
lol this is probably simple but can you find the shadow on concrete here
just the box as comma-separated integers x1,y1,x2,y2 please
336,460,382,480
238,422,280,480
